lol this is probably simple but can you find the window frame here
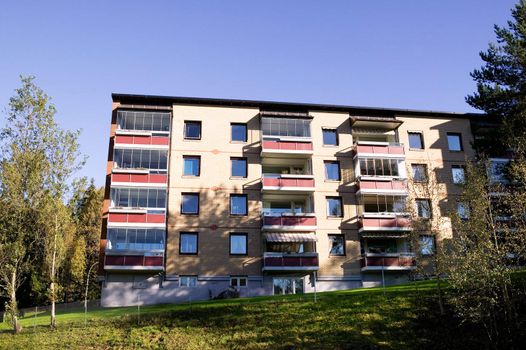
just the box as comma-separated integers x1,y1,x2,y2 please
229,233,248,256
184,121,202,140
322,128,339,146
179,232,198,255
446,132,463,152
231,123,248,142
182,155,201,177
231,157,248,178
326,196,343,218
181,193,200,215
230,194,248,216
328,234,346,256
408,132,424,150
324,160,341,181
451,165,466,184
419,235,435,256
415,199,432,219
230,276,248,288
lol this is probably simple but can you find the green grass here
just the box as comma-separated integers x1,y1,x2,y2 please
0,280,490,349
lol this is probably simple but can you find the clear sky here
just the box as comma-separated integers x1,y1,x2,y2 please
0,0,519,185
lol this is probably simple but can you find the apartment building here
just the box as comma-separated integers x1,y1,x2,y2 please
99,94,482,307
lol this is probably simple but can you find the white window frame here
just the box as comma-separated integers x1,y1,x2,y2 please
179,276,198,288
230,277,248,288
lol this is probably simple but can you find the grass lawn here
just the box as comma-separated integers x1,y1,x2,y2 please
0,280,493,349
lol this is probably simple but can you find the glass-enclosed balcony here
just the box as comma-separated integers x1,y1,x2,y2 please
116,110,171,133
104,255,164,271
360,253,416,271
353,141,405,157
113,148,168,173
262,197,316,231
261,117,313,157
261,162,314,193
356,157,406,179
106,228,165,252
110,187,167,211
358,195,411,231
360,233,414,270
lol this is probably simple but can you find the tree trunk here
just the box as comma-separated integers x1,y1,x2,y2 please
50,215,58,329
9,269,22,333
435,255,445,315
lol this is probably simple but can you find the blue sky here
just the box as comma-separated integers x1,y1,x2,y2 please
0,0,518,185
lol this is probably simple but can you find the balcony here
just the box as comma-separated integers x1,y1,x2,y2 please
262,214,317,231
104,254,164,271
360,253,416,271
354,142,405,157
261,175,315,193
262,252,319,271
114,134,169,147
261,139,313,158
108,210,166,227
111,173,168,186
359,214,411,232
357,179,407,195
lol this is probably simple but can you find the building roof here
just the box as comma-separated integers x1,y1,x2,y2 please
112,93,490,120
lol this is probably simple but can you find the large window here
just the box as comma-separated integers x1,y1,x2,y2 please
359,158,400,177
113,149,168,172
106,228,165,251
273,277,304,295
451,165,465,184
261,117,311,138
179,232,198,254
411,164,427,182
179,276,197,287
447,133,463,151
322,128,338,146
362,195,406,213
324,161,341,181
183,156,200,176
408,132,424,149
328,234,345,256
489,159,510,184
230,194,248,216
326,197,343,217
110,188,166,209
415,199,431,219
181,193,199,214
230,233,247,255
231,157,247,178
116,110,170,132
231,123,247,142
184,121,201,140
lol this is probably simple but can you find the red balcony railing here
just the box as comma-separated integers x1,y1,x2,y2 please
355,144,404,156
359,216,411,230
104,255,163,268
263,252,319,270
262,176,315,189
357,179,407,192
108,212,166,224
360,254,416,269
262,215,317,227
114,135,169,146
262,140,313,152
111,173,168,184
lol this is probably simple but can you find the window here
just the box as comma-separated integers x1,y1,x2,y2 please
179,232,198,254
457,202,470,219
324,161,341,181
230,276,248,288
419,235,435,256
230,194,248,215
451,165,465,184
231,123,247,142
273,277,304,295
110,188,166,209
181,193,199,214
408,132,424,149
415,199,431,219
489,159,510,184
183,156,200,176
322,128,338,146
261,117,311,138
113,149,168,173
328,234,345,256
179,276,197,287
184,121,201,140
230,233,247,255
116,110,171,132
107,228,165,251
231,157,247,178
411,164,427,182
326,197,343,217
359,158,400,177
447,133,463,151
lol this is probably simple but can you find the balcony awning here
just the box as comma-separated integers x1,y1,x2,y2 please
361,232,409,239
265,233,318,242
352,128,396,136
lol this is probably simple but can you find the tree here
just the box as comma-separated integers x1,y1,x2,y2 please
0,76,85,330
